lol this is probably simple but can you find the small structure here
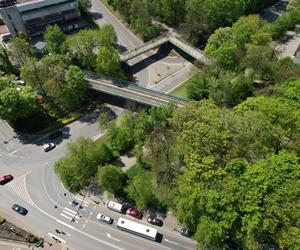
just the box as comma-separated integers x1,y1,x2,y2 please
0,0,81,37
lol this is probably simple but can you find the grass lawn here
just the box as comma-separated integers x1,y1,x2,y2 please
170,80,190,99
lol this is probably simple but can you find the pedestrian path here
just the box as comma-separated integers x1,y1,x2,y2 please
5,171,35,207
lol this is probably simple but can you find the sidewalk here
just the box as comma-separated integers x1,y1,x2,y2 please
0,238,69,250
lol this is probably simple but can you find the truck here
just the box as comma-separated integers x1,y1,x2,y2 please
105,200,124,213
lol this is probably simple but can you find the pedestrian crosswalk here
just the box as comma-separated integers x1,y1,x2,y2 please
60,196,89,223
60,207,81,223
5,171,35,206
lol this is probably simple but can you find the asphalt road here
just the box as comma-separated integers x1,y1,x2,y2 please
0,104,197,250
90,0,194,91
0,2,198,249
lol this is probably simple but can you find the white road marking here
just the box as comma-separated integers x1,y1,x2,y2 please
107,233,120,242
56,219,75,229
60,213,73,220
63,210,80,219
6,171,35,206
47,232,66,244
165,239,179,245
8,150,18,156
63,207,77,214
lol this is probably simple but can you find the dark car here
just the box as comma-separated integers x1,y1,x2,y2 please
0,174,13,185
48,131,63,140
180,228,191,237
147,216,163,226
12,204,28,216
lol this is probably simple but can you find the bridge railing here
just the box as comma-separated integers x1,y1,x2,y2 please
84,70,190,104
120,32,170,57
169,36,210,63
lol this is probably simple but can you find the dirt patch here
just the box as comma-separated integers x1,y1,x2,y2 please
0,220,42,245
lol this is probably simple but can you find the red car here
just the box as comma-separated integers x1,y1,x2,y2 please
0,174,13,185
126,208,143,219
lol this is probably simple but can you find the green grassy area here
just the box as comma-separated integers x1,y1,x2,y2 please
170,80,190,99
170,71,201,99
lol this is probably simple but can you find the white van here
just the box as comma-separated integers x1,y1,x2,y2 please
105,200,124,213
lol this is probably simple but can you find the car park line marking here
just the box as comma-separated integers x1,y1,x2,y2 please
107,233,120,242
164,239,179,245
47,232,66,244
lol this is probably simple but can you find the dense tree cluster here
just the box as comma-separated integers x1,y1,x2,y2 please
0,75,39,122
107,0,275,43
271,0,300,38
186,15,300,107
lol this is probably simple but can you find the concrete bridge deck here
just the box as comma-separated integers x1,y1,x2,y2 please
120,33,209,64
84,71,189,107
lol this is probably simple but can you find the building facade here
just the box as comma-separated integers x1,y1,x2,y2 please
0,0,81,37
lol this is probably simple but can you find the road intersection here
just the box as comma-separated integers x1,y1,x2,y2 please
0,1,198,248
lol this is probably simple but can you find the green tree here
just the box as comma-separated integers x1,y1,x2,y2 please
96,165,125,194
126,173,155,209
235,96,300,154
0,46,13,74
78,0,92,12
66,29,98,69
8,36,35,66
63,65,86,109
0,87,39,121
44,25,66,54
239,151,300,249
96,47,121,77
54,137,99,192
95,143,114,164
99,24,118,48
283,78,300,109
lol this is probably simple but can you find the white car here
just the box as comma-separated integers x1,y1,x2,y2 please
43,143,56,152
96,213,113,224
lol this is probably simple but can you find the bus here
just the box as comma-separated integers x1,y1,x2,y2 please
117,218,158,241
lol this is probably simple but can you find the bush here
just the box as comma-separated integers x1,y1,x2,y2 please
0,217,6,224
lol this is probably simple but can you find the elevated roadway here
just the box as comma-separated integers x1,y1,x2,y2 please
120,33,210,65
84,71,189,107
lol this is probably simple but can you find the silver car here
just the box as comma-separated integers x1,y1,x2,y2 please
96,213,113,224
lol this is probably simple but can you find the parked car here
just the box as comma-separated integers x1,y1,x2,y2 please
147,216,163,226
43,143,56,152
126,208,143,219
48,131,63,140
12,204,28,216
96,213,113,224
0,174,13,185
180,228,191,237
